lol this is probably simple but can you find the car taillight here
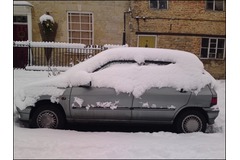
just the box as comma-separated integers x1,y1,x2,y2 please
211,97,217,106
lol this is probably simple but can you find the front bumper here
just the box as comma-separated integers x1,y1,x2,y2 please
203,107,219,125
16,107,32,121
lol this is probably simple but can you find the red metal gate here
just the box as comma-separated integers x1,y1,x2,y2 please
13,24,28,68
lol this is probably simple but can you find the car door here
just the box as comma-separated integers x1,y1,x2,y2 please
131,87,191,123
69,86,133,121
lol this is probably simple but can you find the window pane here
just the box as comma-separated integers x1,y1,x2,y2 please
71,16,80,22
81,39,90,44
202,38,209,47
72,39,80,43
210,43,216,48
215,0,224,11
201,48,208,58
210,49,216,53
71,23,80,30
159,0,167,9
209,53,216,58
150,0,158,8
206,0,214,10
217,49,224,59
81,24,90,30
71,31,80,38
218,39,225,48
14,16,27,23
210,39,216,43
82,32,90,38
81,15,90,23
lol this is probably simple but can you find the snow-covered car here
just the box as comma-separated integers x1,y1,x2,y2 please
15,47,219,133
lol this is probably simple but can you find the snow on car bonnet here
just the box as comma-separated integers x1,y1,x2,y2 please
15,47,216,110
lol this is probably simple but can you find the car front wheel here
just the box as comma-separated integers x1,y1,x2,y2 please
174,110,206,133
30,104,66,129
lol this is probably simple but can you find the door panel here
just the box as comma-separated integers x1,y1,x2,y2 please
13,47,28,68
132,87,191,122
70,87,133,121
13,24,28,68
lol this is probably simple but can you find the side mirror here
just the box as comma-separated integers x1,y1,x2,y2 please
80,81,92,88
69,71,91,87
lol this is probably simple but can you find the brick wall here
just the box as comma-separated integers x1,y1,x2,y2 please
127,0,226,79
29,1,130,45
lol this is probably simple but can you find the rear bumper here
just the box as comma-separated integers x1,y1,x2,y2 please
203,107,219,125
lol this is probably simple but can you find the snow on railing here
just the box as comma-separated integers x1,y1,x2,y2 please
13,41,86,49
13,41,128,49
103,44,128,49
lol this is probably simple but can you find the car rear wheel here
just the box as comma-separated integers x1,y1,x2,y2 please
30,104,66,129
174,110,206,133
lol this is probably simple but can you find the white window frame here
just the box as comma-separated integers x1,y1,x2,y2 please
206,0,225,11
67,11,94,45
137,35,157,48
149,0,168,10
200,37,225,60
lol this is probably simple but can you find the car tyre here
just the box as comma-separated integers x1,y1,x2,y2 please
174,110,206,133
30,104,66,129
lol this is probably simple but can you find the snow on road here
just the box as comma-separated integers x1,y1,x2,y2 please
13,70,225,159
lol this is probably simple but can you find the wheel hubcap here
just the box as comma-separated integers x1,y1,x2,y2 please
37,110,58,128
182,115,202,133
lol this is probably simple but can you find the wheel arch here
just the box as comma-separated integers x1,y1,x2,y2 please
29,100,66,121
173,107,209,124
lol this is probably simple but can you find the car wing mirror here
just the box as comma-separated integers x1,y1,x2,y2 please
80,81,91,88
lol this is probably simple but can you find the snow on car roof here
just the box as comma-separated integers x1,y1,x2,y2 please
65,47,204,73
15,47,216,110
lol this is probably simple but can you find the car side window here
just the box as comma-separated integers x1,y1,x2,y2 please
92,60,174,73
92,60,136,72
144,60,174,65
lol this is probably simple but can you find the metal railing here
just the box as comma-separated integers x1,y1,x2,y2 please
29,47,103,67
13,41,128,70
13,41,106,68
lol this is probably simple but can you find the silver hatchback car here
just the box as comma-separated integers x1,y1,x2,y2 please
15,47,219,133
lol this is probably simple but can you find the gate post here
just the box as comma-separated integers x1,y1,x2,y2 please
27,41,32,66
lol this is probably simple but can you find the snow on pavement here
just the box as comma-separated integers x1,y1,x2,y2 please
14,126,224,159
14,70,225,159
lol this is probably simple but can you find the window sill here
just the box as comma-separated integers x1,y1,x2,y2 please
205,9,225,12
200,58,225,61
149,8,168,10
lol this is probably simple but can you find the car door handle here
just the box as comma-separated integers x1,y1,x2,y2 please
179,89,187,93
129,107,134,110
72,106,87,109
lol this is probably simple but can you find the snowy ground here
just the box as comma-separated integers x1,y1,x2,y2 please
13,69,225,159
